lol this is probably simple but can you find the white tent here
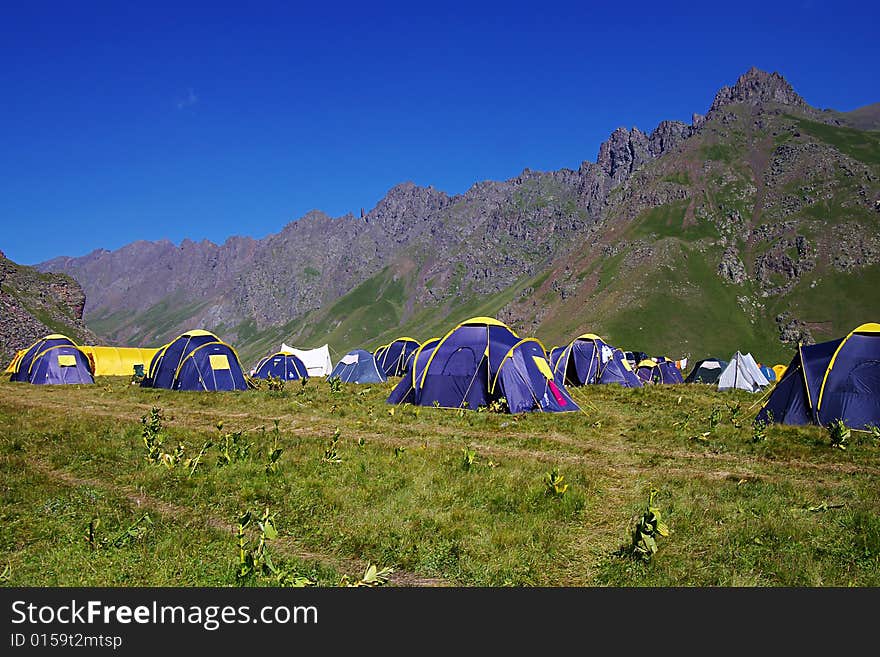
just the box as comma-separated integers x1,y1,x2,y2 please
717,351,770,392
280,343,333,377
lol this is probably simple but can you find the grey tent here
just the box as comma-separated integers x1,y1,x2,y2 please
717,352,770,392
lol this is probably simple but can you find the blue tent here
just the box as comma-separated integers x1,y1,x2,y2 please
757,323,880,430
387,337,440,405
374,337,421,377
329,349,387,384
253,352,309,381
141,329,248,391
9,334,94,385
636,358,684,385
551,334,642,388
387,317,579,413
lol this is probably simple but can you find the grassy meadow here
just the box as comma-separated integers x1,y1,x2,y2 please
1,375,879,587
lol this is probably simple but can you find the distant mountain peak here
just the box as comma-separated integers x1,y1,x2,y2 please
709,67,808,113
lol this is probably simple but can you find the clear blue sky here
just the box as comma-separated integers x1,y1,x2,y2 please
2,0,878,265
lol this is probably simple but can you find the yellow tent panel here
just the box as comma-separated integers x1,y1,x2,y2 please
4,349,27,374
78,346,160,376
772,364,787,381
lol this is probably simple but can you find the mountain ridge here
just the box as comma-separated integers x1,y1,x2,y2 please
34,68,880,366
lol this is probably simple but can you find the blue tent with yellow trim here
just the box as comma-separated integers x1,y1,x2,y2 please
141,329,248,391
551,334,642,388
757,323,880,430
387,317,578,413
374,337,421,377
8,334,94,385
252,352,309,381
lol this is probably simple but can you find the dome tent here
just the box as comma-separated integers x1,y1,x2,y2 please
9,334,94,385
387,317,579,413
757,323,880,430
550,334,642,388
386,337,440,405
329,349,387,384
141,330,248,391
685,358,727,384
253,352,309,381
374,337,421,377
636,358,684,385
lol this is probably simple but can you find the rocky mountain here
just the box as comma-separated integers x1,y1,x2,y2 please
0,250,98,366
37,67,880,366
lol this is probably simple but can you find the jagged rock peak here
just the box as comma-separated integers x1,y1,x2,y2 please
597,122,693,185
709,67,808,114
363,181,451,228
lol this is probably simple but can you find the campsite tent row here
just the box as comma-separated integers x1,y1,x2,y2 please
5,343,158,378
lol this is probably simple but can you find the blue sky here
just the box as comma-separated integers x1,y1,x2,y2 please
2,0,878,264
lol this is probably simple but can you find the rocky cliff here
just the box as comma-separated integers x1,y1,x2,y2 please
0,250,98,367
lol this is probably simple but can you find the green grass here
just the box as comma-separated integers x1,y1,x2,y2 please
1,375,879,587
701,143,736,163
662,171,691,185
790,116,880,166
597,245,787,362
630,201,716,241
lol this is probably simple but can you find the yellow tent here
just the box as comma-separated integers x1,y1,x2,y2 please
78,346,160,376
772,364,787,381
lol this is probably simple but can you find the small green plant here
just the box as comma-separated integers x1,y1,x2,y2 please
707,407,722,430
432,400,441,408
184,440,213,478
85,514,153,550
235,508,312,587
487,397,509,414
462,447,476,471
752,417,768,443
827,419,850,450
161,442,185,469
726,402,743,428
544,467,569,498
340,563,395,587
140,407,165,464
328,377,342,394
265,420,284,475
673,411,692,435
322,428,342,463
85,516,100,551
357,436,366,448
629,487,670,562
217,427,252,467
394,446,406,458
266,375,285,392
0,564,10,583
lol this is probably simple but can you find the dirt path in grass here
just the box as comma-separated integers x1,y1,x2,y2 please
25,458,450,588
6,393,880,484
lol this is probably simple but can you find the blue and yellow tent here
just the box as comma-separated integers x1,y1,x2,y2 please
757,323,880,430
252,352,309,381
374,337,421,377
141,329,248,391
386,317,578,413
9,334,94,385
551,334,642,388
